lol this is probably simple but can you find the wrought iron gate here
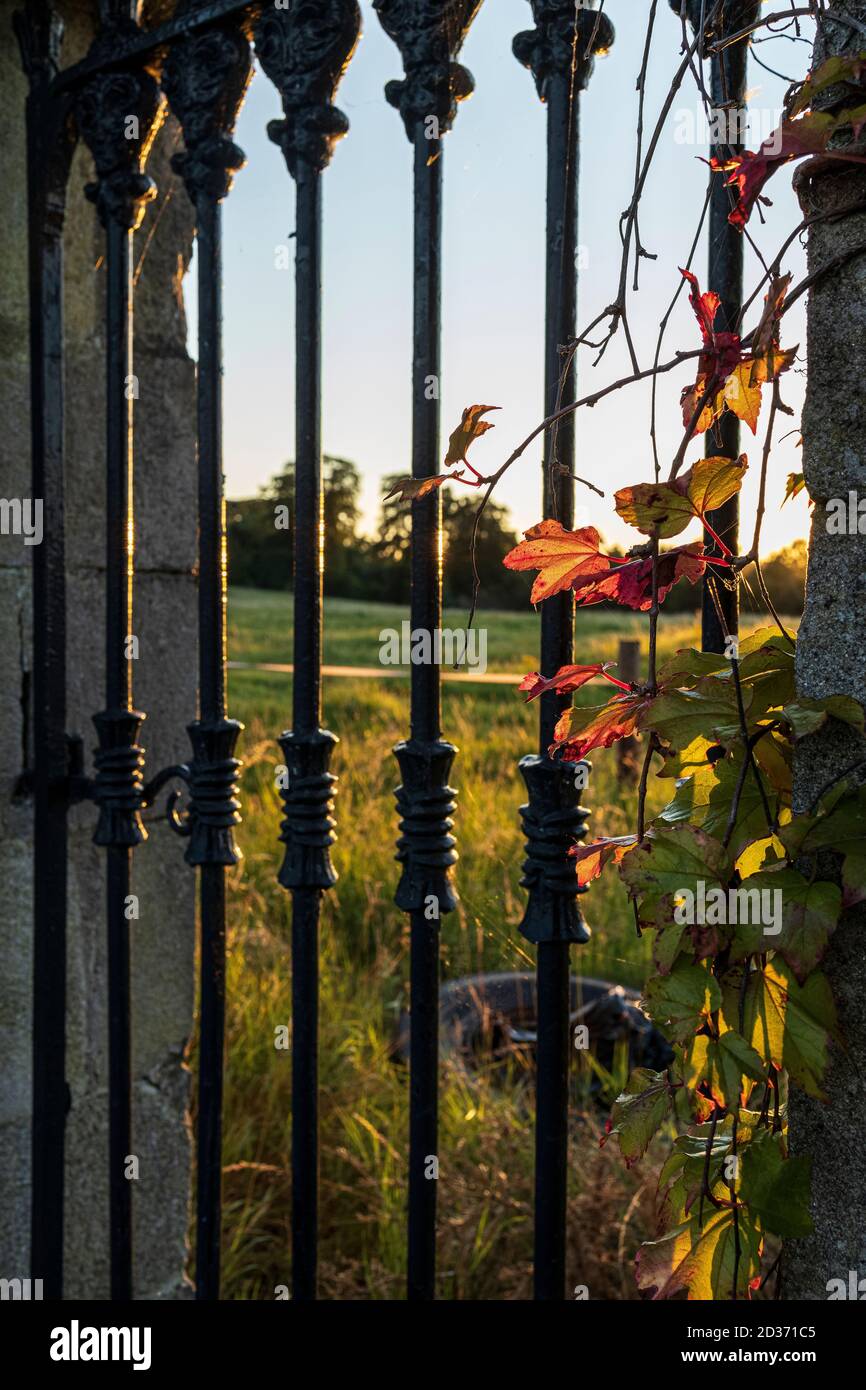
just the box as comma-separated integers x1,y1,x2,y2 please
14,0,753,1302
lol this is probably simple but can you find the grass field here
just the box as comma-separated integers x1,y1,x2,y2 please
216,589,790,1299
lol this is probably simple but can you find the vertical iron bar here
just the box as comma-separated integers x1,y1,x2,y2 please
535,60,580,1310
15,0,76,1301
406,128,443,1303
75,20,164,1299
290,162,324,1303
374,0,484,1302
513,0,614,1302
692,0,759,652
161,10,250,1300
193,199,232,1302
253,0,360,1302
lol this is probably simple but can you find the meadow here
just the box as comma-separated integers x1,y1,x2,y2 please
216,589,787,1299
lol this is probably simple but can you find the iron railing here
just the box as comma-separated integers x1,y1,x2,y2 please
14,0,755,1302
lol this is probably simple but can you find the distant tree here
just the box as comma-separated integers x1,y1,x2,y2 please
742,538,806,617
372,474,532,610
227,455,363,594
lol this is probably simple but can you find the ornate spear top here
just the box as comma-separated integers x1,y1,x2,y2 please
162,0,252,204
374,0,483,139
254,0,361,177
514,0,615,102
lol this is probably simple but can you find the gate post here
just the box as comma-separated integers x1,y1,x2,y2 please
253,0,361,1303
14,0,76,1302
161,0,251,1301
74,5,165,1301
512,0,613,1302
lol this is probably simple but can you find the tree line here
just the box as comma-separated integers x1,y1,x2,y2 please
226,456,806,616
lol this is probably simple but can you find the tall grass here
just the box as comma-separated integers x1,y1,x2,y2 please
215,594,790,1299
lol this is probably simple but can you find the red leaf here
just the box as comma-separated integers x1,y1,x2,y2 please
712,107,866,229
571,544,709,612
551,692,653,761
569,835,638,888
503,521,610,603
518,663,612,701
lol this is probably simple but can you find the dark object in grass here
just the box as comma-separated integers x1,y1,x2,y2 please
394,972,674,1091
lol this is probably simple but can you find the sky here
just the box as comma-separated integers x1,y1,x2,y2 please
184,0,815,557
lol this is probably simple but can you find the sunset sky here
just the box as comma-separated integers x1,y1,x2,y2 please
188,0,814,557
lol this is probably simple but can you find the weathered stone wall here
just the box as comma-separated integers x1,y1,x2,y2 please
787,0,866,1301
0,0,198,1298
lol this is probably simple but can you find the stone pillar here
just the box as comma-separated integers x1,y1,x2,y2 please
0,0,197,1298
787,0,866,1300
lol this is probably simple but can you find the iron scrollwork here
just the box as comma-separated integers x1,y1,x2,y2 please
518,753,591,944
162,1,252,204
393,739,458,914
513,0,614,100
74,14,165,230
254,0,361,175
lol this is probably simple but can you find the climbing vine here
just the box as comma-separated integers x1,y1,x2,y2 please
389,5,866,1299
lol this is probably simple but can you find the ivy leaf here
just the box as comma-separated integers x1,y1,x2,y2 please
551,692,653,761
569,834,638,888
782,695,866,739
519,663,613,702
619,823,733,934
789,54,866,119
735,832,787,879
729,959,836,1100
383,474,452,503
842,846,866,910
570,544,709,612
503,521,609,603
644,961,723,1044
779,790,866,860
646,676,745,749
614,455,747,539
636,1206,761,1300
683,1028,767,1110
751,273,792,360
656,732,715,779
739,1131,813,1239
601,1068,672,1167
783,471,807,505
444,404,499,467
721,361,763,434
658,748,778,857
729,869,841,983
713,105,866,229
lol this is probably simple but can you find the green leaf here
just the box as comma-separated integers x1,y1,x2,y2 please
729,869,841,983
780,791,866,860
782,695,866,739
636,1205,762,1301
726,960,836,1099
644,961,722,1044
603,1068,673,1167
644,676,746,748
683,1029,767,1110
619,824,733,935
739,1132,813,1239
614,456,747,541
658,750,778,858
